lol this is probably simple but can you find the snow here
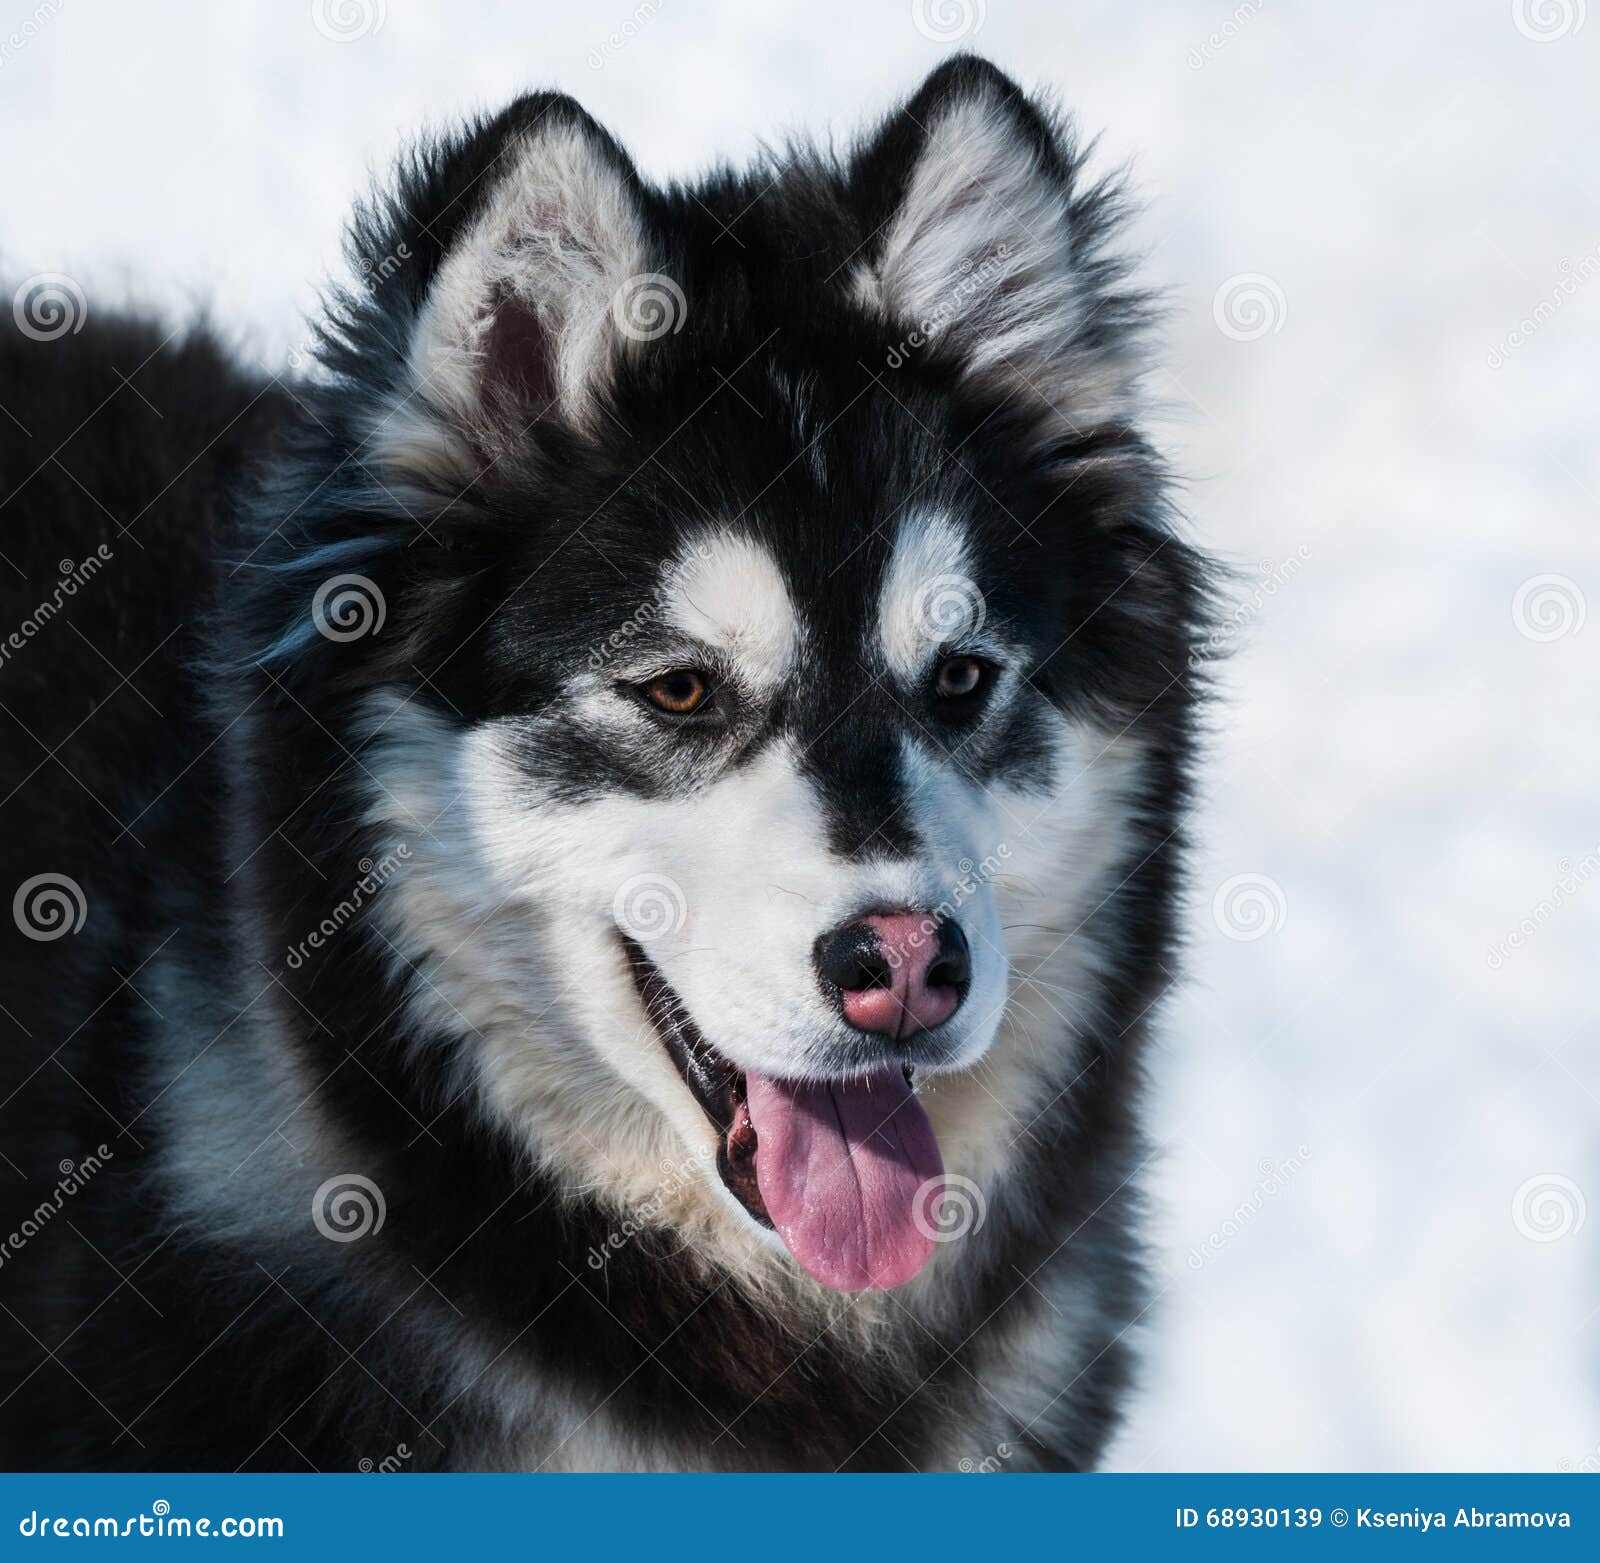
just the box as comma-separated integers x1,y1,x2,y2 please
5,0,1594,1470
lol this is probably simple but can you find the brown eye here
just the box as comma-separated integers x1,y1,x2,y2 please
934,655,985,701
642,668,712,715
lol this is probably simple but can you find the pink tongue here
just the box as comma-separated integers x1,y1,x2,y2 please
743,1065,944,1293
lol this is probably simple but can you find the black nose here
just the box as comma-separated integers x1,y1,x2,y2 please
813,912,971,1037
926,917,970,991
814,918,890,993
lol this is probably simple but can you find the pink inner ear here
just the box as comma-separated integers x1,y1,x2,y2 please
483,294,556,416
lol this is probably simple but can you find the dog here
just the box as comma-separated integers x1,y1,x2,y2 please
0,55,1210,1471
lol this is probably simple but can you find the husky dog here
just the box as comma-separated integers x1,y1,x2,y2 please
0,57,1209,1471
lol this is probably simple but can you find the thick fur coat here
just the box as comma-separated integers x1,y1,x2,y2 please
0,57,1210,1471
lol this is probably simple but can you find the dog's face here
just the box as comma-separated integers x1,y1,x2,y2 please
286,60,1202,1295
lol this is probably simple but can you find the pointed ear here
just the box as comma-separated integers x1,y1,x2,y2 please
381,99,671,484
849,58,1140,440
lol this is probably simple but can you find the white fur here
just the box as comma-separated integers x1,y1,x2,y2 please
372,123,658,488
658,529,801,687
335,513,1151,1312
877,509,985,677
851,92,1135,430
916,720,1149,1194
355,702,1145,1305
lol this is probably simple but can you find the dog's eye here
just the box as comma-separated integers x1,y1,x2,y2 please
641,668,712,715
933,655,987,702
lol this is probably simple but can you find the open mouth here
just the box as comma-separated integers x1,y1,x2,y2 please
620,935,946,1293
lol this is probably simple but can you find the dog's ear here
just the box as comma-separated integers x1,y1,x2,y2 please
378,96,667,484
849,57,1139,439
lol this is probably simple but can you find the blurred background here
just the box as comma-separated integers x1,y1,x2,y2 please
2,0,1594,1470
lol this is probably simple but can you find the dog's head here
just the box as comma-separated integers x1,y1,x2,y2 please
247,58,1206,1295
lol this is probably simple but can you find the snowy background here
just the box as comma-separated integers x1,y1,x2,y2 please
3,0,1595,1470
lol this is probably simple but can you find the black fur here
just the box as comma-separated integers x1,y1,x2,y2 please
0,58,1211,1471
